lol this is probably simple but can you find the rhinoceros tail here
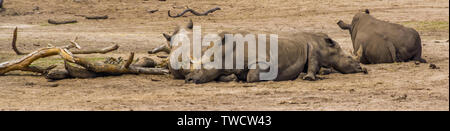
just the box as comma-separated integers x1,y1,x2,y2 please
413,33,427,63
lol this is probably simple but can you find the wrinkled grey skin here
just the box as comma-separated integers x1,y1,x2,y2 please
337,9,426,64
164,21,366,84
163,20,195,80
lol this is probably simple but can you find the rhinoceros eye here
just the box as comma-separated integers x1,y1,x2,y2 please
324,38,335,47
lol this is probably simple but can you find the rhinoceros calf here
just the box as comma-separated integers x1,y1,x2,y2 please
163,21,367,84
337,9,426,64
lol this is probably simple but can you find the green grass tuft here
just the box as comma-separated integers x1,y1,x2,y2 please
401,21,449,32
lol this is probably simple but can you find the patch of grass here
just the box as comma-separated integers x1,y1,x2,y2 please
401,21,449,32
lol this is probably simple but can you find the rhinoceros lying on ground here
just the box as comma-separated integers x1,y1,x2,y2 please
163,20,367,84
337,9,426,64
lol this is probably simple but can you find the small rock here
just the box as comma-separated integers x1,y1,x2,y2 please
392,94,408,101
349,89,355,93
25,82,35,86
429,63,440,69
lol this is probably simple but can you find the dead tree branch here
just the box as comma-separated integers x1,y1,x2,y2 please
148,44,170,54
148,9,158,14
75,15,109,19
11,27,25,55
71,44,119,54
11,27,119,55
48,19,78,25
0,40,80,75
168,7,221,18
85,15,108,20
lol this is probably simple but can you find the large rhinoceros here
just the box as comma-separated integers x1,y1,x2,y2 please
163,20,367,84
337,9,426,64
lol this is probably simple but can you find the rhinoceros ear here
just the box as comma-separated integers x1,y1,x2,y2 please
337,20,350,30
187,19,193,29
364,9,370,14
324,38,335,47
163,33,172,41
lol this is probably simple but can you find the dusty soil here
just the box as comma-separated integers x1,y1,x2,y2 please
0,0,448,111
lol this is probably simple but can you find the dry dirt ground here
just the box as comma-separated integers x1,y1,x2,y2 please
0,0,448,111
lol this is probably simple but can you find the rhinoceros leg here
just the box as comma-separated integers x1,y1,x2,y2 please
303,43,319,81
412,46,427,63
247,68,261,83
355,46,371,64
318,68,336,75
387,41,398,62
217,74,238,82
412,36,427,63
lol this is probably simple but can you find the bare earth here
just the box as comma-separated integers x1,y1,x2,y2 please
0,0,448,111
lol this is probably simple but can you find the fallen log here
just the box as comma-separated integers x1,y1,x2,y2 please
70,44,119,54
168,7,221,18
45,56,167,80
11,27,119,55
64,61,98,78
62,52,168,75
45,61,98,80
48,19,78,25
85,15,108,20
